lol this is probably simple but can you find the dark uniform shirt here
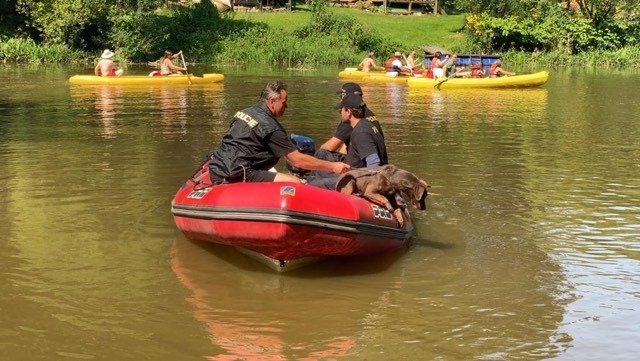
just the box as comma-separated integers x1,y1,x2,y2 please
208,101,296,182
344,117,388,168
333,106,383,149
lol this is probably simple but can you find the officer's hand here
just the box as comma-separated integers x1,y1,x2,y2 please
332,162,351,174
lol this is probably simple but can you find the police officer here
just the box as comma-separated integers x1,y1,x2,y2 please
336,93,388,168
316,82,383,162
208,80,350,183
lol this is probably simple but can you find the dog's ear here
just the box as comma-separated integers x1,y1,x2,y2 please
413,180,429,210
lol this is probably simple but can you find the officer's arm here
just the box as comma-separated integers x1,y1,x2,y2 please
285,150,349,174
320,137,344,152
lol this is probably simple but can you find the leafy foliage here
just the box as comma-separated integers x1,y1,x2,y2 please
109,1,227,61
0,37,84,62
4,0,640,65
453,0,536,18
16,0,112,48
293,11,400,61
464,0,640,54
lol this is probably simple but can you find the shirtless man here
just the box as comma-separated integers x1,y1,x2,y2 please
94,49,124,77
358,52,384,72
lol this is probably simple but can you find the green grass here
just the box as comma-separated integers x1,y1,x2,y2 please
232,6,467,54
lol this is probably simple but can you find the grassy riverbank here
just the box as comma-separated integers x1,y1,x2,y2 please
211,7,467,68
3,5,640,69
228,7,640,69
232,7,467,54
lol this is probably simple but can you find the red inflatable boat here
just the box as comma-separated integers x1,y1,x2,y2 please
171,163,412,271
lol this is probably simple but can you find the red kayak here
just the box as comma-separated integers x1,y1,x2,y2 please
171,162,412,271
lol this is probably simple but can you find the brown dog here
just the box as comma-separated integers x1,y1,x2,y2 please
335,164,429,226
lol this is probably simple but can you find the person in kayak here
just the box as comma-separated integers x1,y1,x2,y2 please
442,53,459,77
386,51,412,76
94,49,124,77
489,60,516,77
358,52,384,72
208,80,350,184
405,50,418,70
430,51,445,79
160,50,186,75
470,62,485,78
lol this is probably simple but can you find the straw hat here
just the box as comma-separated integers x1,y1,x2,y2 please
101,49,115,59
394,51,402,57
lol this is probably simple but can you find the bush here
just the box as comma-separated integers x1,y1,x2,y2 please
0,37,84,63
109,1,230,62
290,11,400,64
464,1,640,55
213,9,403,67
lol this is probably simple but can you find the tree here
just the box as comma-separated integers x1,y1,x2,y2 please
1,0,27,36
574,0,638,25
15,0,165,48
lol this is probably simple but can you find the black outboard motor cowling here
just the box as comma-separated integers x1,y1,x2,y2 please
286,133,316,177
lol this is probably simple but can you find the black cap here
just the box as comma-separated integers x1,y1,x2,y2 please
336,82,363,95
334,93,365,110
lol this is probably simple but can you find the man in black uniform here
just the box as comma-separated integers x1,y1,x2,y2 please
336,93,388,168
208,80,350,183
317,82,383,161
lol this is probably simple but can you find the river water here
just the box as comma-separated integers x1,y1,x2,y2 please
1,65,638,360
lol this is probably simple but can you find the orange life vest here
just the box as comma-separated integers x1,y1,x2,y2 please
471,64,483,78
384,57,395,72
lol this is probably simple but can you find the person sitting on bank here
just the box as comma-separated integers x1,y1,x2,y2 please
488,60,515,77
358,52,384,72
207,80,350,184
94,49,124,77
160,50,186,76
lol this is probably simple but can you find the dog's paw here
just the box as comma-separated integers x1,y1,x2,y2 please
393,208,405,227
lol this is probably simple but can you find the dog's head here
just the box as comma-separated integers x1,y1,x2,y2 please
412,179,429,210
392,169,429,210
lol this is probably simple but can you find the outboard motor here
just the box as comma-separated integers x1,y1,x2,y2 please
286,133,316,177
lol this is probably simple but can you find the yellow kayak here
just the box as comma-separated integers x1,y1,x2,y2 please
407,71,549,89
338,68,411,84
68,73,224,85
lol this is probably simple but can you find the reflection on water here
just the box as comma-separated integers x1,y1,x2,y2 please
94,86,123,138
171,237,381,360
69,83,225,140
171,232,570,360
155,86,188,136
1,68,639,360
406,87,549,122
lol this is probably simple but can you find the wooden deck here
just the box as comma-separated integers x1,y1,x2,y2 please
331,0,358,6
367,0,435,13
